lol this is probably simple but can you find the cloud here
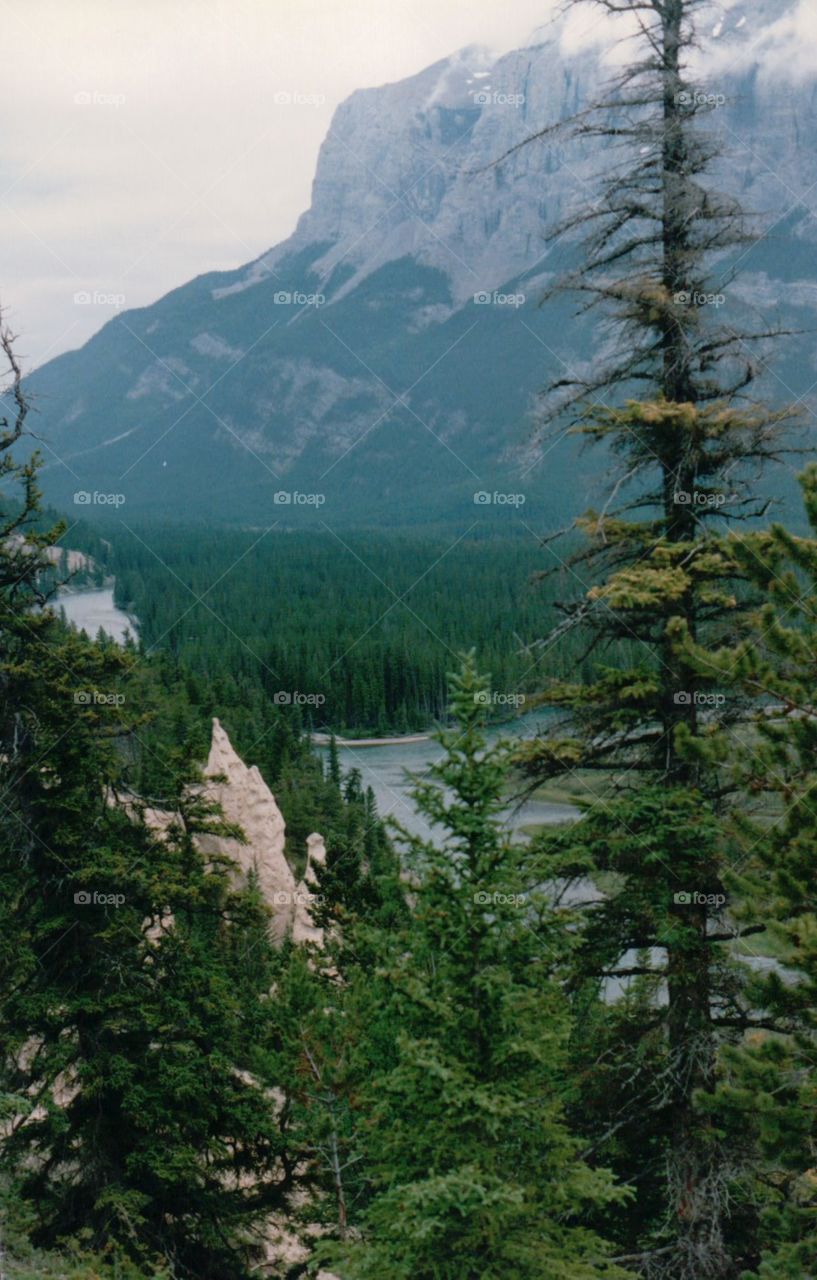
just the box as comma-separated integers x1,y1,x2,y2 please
0,0,561,366
706,0,817,84
2,0,815,368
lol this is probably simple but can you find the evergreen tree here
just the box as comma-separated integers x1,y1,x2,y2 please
327,734,341,788
323,656,631,1279
0,322,289,1278
510,0,799,1272
676,465,817,1276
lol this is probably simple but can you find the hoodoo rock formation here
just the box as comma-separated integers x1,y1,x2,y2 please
198,717,325,943
132,717,325,945
292,831,327,947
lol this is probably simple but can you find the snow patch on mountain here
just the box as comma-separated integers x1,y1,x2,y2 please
190,331,245,361
211,25,606,315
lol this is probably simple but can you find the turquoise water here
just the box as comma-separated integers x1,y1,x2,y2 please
317,718,578,842
58,589,573,842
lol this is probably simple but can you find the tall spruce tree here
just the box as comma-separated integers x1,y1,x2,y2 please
0,320,289,1277
675,465,817,1276
322,657,631,1280
268,759,408,1269
509,1,799,1274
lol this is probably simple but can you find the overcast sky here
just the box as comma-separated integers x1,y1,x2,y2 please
1,0,565,368
2,0,814,368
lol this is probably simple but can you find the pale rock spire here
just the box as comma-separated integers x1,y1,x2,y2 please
198,717,297,941
292,832,327,947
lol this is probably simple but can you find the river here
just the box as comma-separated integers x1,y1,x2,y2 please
56,586,138,646
58,586,568,840
316,720,579,842
56,587,777,991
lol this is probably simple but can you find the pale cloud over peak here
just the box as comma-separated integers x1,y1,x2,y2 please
1,0,814,368
1,0,561,366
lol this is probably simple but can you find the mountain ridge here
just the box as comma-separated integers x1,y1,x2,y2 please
23,0,817,526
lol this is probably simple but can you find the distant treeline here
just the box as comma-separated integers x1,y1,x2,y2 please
105,526,602,733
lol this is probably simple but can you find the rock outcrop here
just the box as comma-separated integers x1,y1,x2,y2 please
198,717,296,939
292,832,327,948
121,718,325,945
197,717,325,944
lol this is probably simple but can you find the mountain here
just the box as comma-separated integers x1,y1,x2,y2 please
25,2,817,526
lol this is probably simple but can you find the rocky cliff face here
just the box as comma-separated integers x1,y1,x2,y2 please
198,717,294,937
134,717,325,944
196,717,325,943
28,1,817,526
233,34,604,311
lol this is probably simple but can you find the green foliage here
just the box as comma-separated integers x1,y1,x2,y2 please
109,524,590,735
322,656,631,1279
679,466,817,1275
516,0,802,1270
0,1177,168,1278
0,611,291,1275
0,337,292,1278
